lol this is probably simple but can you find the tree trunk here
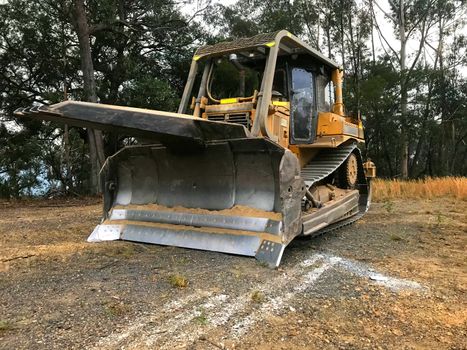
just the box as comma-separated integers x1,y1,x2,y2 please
438,17,447,176
399,0,409,179
63,124,72,191
72,0,105,194
370,0,376,66
61,6,72,194
340,0,345,69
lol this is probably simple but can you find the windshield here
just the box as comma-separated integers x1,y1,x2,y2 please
208,59,261,100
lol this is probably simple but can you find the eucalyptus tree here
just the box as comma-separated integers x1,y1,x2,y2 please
0,0,208,197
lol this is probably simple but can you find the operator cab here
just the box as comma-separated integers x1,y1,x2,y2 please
179,30,362,149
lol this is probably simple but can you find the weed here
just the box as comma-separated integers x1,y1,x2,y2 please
193,308,208,325
169,274,188,288
106,245,135,259
231,267,243,279
171,255,190,265
119,245,136,258
103,301,130,317
383,199,394,213
178,256,189,265
389,233,403,241
0,320,15,333
251,290,265,303
436,212,444,226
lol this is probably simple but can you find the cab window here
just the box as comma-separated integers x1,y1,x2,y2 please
272,69,287,100
290,67,315,143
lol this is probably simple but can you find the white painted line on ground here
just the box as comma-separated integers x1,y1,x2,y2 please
92,290,214,350
230,258,336,338
145,253,326,350
323,253,426,292
92,252,426,350
142,293,230,348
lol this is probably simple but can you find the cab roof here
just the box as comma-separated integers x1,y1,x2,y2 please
194,30,341,70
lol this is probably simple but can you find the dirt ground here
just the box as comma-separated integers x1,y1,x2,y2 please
0,197,466,350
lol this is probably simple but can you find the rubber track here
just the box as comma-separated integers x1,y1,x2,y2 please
301,143,371,236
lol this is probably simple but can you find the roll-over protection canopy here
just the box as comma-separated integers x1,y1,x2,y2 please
194,30,341,70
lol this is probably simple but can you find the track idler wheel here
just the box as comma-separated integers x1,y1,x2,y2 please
340,153,358,189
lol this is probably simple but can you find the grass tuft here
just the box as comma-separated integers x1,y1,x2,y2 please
0,320,15,333
193,308,209,325
383,199,394,213
251,290,265,303
372,177,467,201
389,233,403,241
105,244,136,259
103,300,130,317
169,274,188,288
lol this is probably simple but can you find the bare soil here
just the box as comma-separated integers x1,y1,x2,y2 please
0,197,466,349
115,203,283,220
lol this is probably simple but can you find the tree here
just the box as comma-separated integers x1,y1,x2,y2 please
1,0,466,198
71,0,106,193
0,0,208,197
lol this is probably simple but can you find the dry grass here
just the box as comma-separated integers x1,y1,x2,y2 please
103,300,131,317
251,290,265,303
0,320,15,334
168,274,189,288
372,177,467,201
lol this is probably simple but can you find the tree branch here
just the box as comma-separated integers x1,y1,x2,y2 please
371,2,400,61
89,20,133,36
373,0,397,24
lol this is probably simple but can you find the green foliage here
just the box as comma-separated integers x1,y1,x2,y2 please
209,60,260,99
119,77,179,111
193,308,209,325
0,0,205,197
0,0,466,198
208,0,307,39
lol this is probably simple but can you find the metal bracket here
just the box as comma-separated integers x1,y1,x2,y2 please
255,240,286,268
87,225,123,242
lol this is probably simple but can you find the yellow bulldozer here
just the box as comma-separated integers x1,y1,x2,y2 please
16,30,376,267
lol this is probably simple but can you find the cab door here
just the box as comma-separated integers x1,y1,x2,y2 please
289,67,316,144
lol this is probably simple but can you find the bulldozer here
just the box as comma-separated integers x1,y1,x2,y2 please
16,30,376,267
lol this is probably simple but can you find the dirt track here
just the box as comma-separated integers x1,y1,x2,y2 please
0,197,466,349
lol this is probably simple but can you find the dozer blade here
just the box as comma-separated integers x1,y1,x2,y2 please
15,101,305,266
89,138,306,267
15,101,249,146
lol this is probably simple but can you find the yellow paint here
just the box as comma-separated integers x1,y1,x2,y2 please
193,55,201,61
220,98,239,104
331,69,344,116
265,41,276,47
272,101,290,107
317,112,364,141
317,112,343,136
288,146,319,167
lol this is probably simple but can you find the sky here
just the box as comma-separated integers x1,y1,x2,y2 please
180,0,467,75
